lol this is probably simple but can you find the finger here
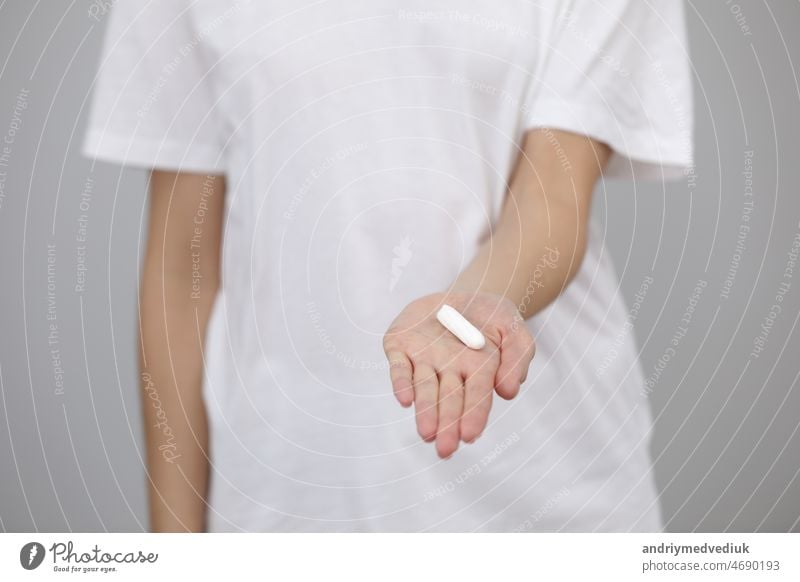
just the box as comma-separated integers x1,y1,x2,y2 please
413,363,439,442
386,351,414,407
461,369,494,443
495,327,535,400
436,372,464,458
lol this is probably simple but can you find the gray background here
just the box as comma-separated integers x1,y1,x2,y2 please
0,1,798,532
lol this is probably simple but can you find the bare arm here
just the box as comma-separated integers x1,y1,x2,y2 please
453,128,611,316
384,129,611,457
139,170,225,531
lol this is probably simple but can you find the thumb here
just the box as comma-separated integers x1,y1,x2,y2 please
494,323,535,399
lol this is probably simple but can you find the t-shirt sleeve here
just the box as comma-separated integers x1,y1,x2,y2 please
82,0,226,173
525,0,693,180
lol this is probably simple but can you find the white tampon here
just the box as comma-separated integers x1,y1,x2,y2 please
436,304,485,350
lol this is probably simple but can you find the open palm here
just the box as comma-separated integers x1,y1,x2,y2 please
383,292,535,458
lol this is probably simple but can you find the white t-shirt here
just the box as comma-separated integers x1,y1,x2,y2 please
84,0,693,532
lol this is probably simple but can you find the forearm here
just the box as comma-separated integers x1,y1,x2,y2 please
453,189,585,318
139,261,217,532
454,129,610,319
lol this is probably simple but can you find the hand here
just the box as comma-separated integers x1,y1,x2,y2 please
383,292,535,458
